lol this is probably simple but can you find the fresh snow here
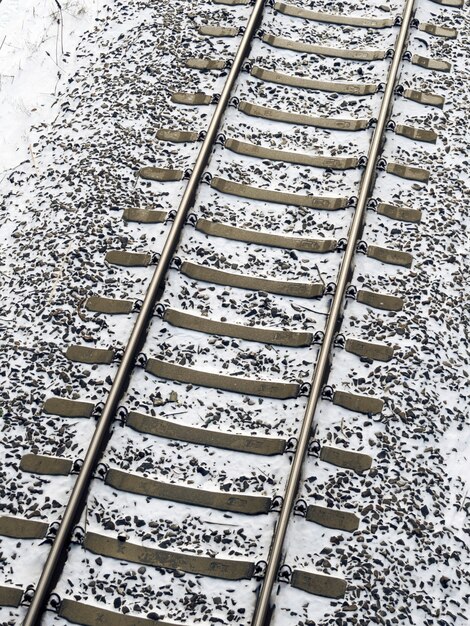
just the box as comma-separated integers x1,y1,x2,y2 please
0,0,468,625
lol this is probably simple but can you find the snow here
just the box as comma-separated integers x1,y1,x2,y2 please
0,0,469,625
0,0,98,178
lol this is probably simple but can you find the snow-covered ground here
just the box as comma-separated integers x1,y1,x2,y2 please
0,0,98,177
0,0,469,625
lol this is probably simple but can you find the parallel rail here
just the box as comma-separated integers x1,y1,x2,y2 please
22,1,267,624
14,0,452,623
252,0,417,622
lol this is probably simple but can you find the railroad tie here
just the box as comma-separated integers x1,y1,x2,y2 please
83,532,255,580
171,92,212,106
59,599,175,626
402,88,445,108
385,162,430,183
366,245,413,268
332,390,384,414
85,295,134,315
163,307,314,347
179,260,325,298
20,453,73,476
43,397,95,418
262,33,386,62
211,176,348,210
65,345,115,365
427,0,463,6
195,218,337,253
138,167,183,182
224,137,358,170
411,54,452,73
145,357,300,399
185,58,226,70
320,445,373,473
305,504,360,533
251,65,378,96
105,468,272,515
105,250,153,267
127,410,287,455
0,586,23,608
198,25,239,37
376,202,422,223
273,1,394,29
0,515,48,539
418,22,457,39
393,124,437,144
291,569,347,599
212,0,250,5
238,100,368,131
122,208,167,223
356,289,405,311
344,338,394,362
156,128,199,143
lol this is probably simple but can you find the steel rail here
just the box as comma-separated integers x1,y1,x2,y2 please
23,2,266,623
251,0,416,624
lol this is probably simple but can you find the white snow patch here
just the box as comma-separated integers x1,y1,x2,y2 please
0,0,98,177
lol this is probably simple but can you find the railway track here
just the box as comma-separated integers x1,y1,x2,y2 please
0,0,466,624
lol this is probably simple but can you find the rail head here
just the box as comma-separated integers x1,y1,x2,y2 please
22,2,267,625
250,0,417,624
